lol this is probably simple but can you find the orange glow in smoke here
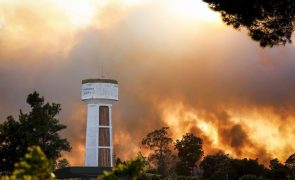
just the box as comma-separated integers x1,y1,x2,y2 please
159,101,295,163
1,0,294,167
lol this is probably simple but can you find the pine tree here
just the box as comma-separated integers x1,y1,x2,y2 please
0,91,71,172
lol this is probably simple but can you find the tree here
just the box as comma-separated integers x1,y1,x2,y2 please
202,0,295,47
265,158,288,180
231,158,265,178
0,91,71,172
210,157,239,180
285,153,295,170
200,153,231,179
0,116,22,173
174,133,203,176
285,153,295,179
200,153,265,180
141,127,173,175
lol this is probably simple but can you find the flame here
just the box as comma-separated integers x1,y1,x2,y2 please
159,101,295,163
197,121,218,145
1,0,294,167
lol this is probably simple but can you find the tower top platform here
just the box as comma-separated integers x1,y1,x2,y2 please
81,78,118,101
82,79,118,84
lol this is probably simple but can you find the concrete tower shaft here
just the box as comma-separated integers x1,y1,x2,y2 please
81,79,118,167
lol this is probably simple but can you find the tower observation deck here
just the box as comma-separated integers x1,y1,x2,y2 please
81,78,118,167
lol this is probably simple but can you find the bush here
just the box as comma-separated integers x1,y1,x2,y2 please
98,156,146,180
1,146,55,180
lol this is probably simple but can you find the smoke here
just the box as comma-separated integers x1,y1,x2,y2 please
1,0,295,165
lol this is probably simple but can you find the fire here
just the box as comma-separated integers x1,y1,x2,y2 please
159,101,295,163
197,121,218,145
160,102,223,155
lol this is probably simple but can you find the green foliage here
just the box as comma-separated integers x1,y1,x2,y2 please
142,127,173,175
13,146,55,179
1,146,55,180
98,156,146,180
202,0,295,47
0,91,71,172
174,133,203,176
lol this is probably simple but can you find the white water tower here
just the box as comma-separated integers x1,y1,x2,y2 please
81,79,118,167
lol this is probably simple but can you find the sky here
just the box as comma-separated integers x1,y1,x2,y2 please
0,0,295,166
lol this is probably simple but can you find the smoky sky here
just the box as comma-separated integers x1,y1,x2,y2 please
1,0,295,165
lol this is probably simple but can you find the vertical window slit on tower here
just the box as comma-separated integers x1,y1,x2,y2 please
99,128,110,146
99,106,109,125
98,148,111,167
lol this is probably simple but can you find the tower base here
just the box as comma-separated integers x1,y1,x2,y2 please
54,166,111,179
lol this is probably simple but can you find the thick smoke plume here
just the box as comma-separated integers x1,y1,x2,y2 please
0,0,295,165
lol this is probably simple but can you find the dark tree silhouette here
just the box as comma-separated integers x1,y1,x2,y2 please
174,133,203,176
231,158,265,178
285,153,295,179
265,158,288,180
285,153,295,170
0,91,71,172
141,127,173,175
200,153,237,180
202,0,295,47
200,153,265,180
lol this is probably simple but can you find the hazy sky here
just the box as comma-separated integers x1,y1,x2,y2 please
1,0,295,165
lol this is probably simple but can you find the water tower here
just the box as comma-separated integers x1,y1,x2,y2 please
81,79,118,167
